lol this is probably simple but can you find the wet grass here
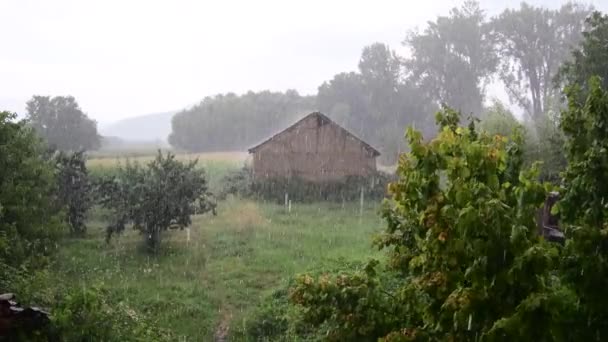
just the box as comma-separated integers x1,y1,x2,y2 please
51,198,384,340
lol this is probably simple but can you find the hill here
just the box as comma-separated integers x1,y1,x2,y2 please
99,111,176,142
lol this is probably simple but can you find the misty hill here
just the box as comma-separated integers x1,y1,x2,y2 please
100,111,176,142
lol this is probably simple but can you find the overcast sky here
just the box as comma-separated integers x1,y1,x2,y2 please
1,0,606,125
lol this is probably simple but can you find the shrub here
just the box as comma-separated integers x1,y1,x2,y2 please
289,107,564,340
0,111,63,269
97,151,215,253
54,151,93,235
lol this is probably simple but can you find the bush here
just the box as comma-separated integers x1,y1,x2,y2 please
244,259,369,341
54,151,93,235
50,285,173,341
289,107,563,340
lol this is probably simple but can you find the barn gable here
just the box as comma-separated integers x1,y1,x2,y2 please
248,112,380,157
248,112,380,182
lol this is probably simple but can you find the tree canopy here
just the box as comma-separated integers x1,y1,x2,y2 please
318,43,437,164
404,1,496,117
493,2,592,121
26,95,101,151
98,151,214,253
169,90,315,152
557,11,608,94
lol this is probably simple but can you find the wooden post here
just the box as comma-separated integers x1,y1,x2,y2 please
288,200,292,213
359,186,364,224
284,192,289,212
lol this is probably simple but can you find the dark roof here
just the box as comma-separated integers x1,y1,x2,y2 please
248,112,381,157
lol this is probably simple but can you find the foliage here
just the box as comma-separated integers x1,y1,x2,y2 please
290,107,566,340
523,116,568,183
2,275,173,341
50,285,173,341
492,2,592,120
318,44,437,164
479,100,522,137
479,101,566,183
557,11,608,95
97,151,214,252
557,78,608,339
0,111,63,269
169,90,315,152
54,151,93,235
404,1,497,117
26,95,100,151
218,166,254,200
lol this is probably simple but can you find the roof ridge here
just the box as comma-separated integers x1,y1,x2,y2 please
248,111,381,156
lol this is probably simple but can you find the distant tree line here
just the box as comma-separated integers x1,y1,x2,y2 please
19,1,595,167
168,1,594,166
169,90,315,152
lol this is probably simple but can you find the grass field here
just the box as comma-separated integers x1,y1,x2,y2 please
51,198,385,340
87,151,249,193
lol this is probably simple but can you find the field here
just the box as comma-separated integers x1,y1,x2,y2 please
53,151,387,340
87,151,250,193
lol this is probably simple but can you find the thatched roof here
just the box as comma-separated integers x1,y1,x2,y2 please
248,112,381,157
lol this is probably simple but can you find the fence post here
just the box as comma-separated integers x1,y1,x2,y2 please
284,192,289,212
359,186,364,224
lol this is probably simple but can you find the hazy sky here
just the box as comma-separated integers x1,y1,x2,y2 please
1,0,606,125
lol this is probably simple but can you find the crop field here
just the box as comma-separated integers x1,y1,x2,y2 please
87,151,249,193
51,197,385,340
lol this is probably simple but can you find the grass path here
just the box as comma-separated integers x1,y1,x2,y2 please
52,198,384,340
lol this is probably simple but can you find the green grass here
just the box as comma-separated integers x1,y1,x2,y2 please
51,198,385,340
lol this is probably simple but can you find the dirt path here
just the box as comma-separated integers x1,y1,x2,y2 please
214,310,232,342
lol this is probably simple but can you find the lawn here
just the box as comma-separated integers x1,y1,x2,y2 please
51,197,385,340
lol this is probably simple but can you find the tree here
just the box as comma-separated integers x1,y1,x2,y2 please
0,111,63,268
557,11,608,94
493,2,592,121
26,95,101,151
98,151,214,253
404,1,497,117
317,44,436,164
479,100,522,137
169,91,315,152
556,77,608,340
54,151,93,236
290,107,567,340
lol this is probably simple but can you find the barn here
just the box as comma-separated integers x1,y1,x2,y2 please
248,112,380,182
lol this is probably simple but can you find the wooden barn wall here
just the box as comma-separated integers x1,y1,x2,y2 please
252,115,377,182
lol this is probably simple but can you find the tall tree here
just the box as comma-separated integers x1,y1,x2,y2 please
557,11,608,94
318,43,436,163
493,2,592,121
404,0,497,117
26,95,101,151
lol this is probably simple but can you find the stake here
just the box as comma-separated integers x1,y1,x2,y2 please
359,186,364,223
284,192,289,212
